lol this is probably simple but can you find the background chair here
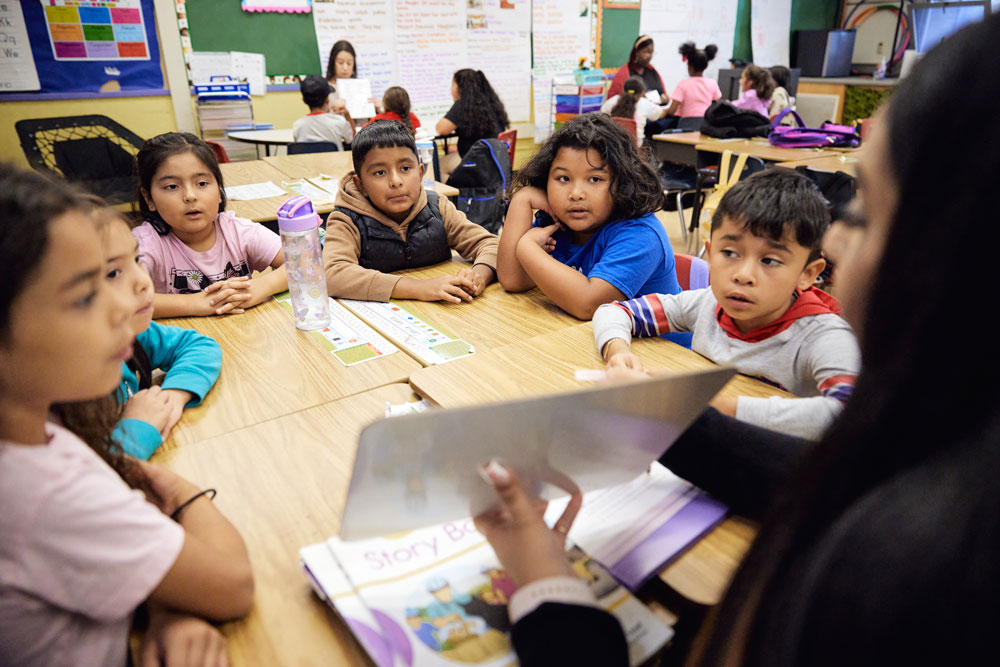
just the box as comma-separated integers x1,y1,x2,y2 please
497,128,517,168
15,114,144,205
659,117,707,241
610,116,638,144
286,141,340,155
674,253,710,291
205,140,231,164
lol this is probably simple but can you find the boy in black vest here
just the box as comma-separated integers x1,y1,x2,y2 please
323,120,499,302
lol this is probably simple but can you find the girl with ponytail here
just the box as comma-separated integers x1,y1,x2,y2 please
601,75,670,146
662,41,722,118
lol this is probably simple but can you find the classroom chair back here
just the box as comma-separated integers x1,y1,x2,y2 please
15,114,144,205
205,140,231,164
497,128,517,167
674,253,710,291
287,141,341,154
611,116,638,144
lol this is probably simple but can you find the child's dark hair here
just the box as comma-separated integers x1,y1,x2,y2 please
679,41,718,74
351,119,417,172
769,65,790,90
453,69,510,140
609,75,646,120
325,40,357,80
382,86,415,135
134,132,227,236
711,168,829,262
300,74,333,110
510,113,664,221
742,64,776,101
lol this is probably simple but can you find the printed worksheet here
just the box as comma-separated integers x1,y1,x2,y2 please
339,300,475,365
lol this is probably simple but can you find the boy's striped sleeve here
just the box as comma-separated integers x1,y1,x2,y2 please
818,374,856,403
592,294,675,359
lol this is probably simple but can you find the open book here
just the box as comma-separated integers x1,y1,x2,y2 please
300,519,673,666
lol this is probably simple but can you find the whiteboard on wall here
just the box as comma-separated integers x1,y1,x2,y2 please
639,0,738,100
312,0,531,129
751,0,791,67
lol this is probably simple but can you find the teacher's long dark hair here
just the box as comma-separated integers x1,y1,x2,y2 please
696,15,1000,666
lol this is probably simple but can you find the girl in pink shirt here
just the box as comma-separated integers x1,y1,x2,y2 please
662,41,722,118
133,132,288,318
732,65,776,118
0,165,253,666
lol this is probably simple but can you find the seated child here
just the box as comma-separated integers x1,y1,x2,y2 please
99,207,221,459
322,119,499,303
293,74,355,148
498,113,689,346
593,169,860,439
600,75,669,146
133,132,288,318
662,41,722,118
732,65,775,118
768,65,794,124
364,86,421,136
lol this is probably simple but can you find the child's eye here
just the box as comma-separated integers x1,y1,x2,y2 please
198,180,210,187
589,176,604,183
401,165,411,172
373,169,386,177
74,291,97,308
720,249,737,258
762,257,783,267
105,268,121,281
163,184,178,190
555,175,569,183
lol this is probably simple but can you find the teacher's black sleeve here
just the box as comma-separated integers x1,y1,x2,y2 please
511,603,628,666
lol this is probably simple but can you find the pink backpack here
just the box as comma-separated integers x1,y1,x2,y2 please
768,109,860,148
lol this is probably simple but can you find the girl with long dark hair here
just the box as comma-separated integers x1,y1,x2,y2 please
435,68,510,179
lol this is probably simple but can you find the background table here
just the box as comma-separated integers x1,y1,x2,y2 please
776,152,860,176
227,128,295,157
651,131,702,166
695,137,839,164
219,160,296,222
159,299,420,450
264,152,459,198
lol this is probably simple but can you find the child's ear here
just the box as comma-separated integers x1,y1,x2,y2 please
797,256,826,290
352,173,365,196
703,239,712,257
418,161,425,180
141,188,156,212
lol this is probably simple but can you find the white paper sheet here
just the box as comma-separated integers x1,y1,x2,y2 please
334,78,377,119
224,181,287,200
231,51,267,95
0,2,40,91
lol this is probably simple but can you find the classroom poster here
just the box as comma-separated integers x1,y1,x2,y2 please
639,0,738,98
40,0,150,61
0,1,40,91
532,0,592,142
750,0,792,67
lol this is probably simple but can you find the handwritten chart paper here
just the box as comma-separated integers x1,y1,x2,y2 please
532,0,591,142
42,0,151,61
0,1,40,91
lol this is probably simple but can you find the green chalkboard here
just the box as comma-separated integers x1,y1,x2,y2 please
186,3,322,77
599,8,641,69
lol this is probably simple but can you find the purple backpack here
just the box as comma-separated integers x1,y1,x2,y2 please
768,108,860,148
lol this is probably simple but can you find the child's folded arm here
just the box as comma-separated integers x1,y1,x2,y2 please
518,236,624,318
440,195,499,271
322,214,402,301
497,191,539,292
112,418,163,460
141,322,221,407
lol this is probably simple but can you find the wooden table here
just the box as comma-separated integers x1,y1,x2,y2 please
155,383,419,667
776,152,861,177
227,128,295,157
219,160,296,223
159,298,420,451
695,137,839,164
264,152,460,198
362,258,580,356
651,131,702,166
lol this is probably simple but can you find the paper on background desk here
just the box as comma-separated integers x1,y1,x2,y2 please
274,294,398,366
339,299,475,365
307,175,340,196
335,78,377,118
225,181,287,200
281,179,334,206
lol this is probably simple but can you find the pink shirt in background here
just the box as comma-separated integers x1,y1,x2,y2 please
732,89,771,118
0,423,185,667
670,77,723,117
134,210,282,294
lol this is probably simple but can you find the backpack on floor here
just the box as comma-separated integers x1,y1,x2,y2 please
445,138,511,233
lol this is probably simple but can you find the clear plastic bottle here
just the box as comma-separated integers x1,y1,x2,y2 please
415,139,436,190
276,195,331,330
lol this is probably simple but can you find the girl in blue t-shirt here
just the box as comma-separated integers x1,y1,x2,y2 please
498,113,688,342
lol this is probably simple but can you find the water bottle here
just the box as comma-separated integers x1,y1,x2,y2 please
415,139,435,190
276,195,331,330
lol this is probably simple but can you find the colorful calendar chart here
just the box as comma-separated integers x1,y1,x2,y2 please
41,1,150,61
339,299,475,366
275,294,399,367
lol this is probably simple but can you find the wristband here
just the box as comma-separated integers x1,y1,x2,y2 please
170,488,217,521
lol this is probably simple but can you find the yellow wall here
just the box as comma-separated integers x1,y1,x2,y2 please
0,95,178,169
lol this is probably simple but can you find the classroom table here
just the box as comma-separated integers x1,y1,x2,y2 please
158,298,421,451
650,131,702,166
694,137,840,164
775,152,861,177
264,152,460,198
348,257,581,357
219,160,297,223
155,383,419,667
227,128,295,157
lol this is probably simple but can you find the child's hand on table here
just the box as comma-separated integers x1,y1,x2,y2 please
474,461,582,588
204,277,252,315
141,605,228,667
123,386,189,439
417,275,476,304
709,394,739,417
455,265,494,297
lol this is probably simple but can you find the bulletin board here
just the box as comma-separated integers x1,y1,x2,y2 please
1,0,164,97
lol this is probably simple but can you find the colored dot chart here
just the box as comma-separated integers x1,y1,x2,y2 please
41,1,150,61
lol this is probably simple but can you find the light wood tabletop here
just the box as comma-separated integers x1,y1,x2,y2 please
694,137,839,163
652,131,703,145
158,298,420,451
775,152,861,176
155,383,419,667
219,160,296,223
358,257,580,356
264,151,460,198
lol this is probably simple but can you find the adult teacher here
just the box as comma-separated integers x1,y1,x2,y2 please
325,40,357,118
607,35,668,104
474,13,1000,667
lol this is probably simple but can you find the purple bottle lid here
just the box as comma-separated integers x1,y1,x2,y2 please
276,195,319,232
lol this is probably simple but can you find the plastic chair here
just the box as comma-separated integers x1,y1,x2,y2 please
497,128,517,167
287,141,340,154
15,114,144,204
205,140,230,164
674,253,710,291
610,116,638,144
677,116,703,132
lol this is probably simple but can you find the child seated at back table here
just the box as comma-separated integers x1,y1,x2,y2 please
732,65,775,118
293,74,355,148
364,86,421,136
498,113,689,345
323,119,499,303
661,41,722,118
593,169,860,439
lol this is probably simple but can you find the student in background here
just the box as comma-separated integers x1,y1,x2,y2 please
293,74,355,148
768,65,794,124
476,14,1000,665
0,165,252,666
732,65,775,117
600,75,669,147
323,120,498,303
594,169,859,440
498,114,687,340
435,69,510,180
364,86,421,136
661,42,722,118
98,208,221,460
132,132,288,318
